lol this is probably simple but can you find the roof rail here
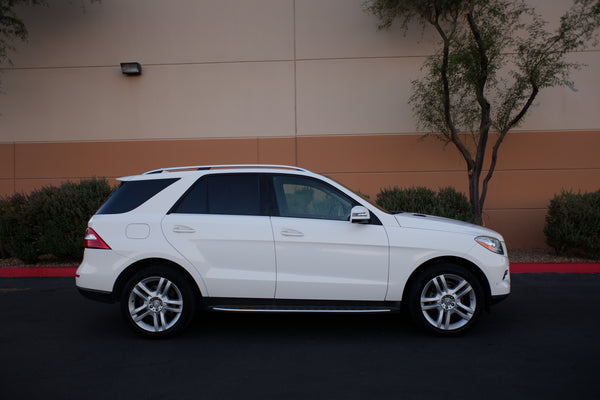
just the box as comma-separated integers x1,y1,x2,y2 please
143,164,310,175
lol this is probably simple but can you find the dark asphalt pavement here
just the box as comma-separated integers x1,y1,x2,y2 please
1,274,599,400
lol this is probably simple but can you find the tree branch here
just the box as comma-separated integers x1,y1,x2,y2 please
431,11,474,171
480,81,539,207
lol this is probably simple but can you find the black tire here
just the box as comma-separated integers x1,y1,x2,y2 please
407,263,484,336
120,266,196,338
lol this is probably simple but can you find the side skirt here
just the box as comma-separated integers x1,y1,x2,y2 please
203,298,402,313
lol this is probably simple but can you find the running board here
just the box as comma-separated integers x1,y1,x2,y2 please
211,307,394,313
204,298,402,313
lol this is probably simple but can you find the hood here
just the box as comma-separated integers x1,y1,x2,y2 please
394,212,504,240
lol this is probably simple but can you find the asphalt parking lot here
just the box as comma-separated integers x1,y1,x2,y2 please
1,274,599,400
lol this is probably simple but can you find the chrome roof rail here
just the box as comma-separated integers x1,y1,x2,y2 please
143,164,310,175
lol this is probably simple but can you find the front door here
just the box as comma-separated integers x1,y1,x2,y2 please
270,174,389,301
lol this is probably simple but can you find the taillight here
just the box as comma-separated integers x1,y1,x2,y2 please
84,228,111,249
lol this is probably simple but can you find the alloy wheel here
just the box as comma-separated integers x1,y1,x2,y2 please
127,276,184,333
419,273,477,331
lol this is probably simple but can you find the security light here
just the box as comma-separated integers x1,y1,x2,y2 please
120,62,142,76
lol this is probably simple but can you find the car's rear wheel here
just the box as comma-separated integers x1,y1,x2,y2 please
408,264,484,336
120,266,196,338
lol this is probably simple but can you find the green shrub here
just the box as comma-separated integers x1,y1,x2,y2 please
376,186,476,223
0,193,38,263
544,190,600,260
0,178,115,263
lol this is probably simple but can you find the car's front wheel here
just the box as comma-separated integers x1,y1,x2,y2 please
120,266,196,338
408,264,484,336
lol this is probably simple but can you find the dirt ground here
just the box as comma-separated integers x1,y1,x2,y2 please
507,248,597,263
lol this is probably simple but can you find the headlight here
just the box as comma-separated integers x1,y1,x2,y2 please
475,236,504,255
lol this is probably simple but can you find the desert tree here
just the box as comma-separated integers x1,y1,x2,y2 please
0,1,44,66
364,0,600,224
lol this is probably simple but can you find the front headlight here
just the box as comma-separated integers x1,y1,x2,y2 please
475,236,504,255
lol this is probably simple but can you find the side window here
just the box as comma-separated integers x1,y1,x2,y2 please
272,175,355,221
97,178,179,215
172,174,261,216
172,179,208,214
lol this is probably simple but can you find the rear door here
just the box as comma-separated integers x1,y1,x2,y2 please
162,173,276,299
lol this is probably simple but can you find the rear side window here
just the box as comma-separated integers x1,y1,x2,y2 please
97,178,179,214
172,174,261,216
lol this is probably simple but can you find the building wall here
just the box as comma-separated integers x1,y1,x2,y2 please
0,0,599,248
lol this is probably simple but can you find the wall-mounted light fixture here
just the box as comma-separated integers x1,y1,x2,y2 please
120,62,142,76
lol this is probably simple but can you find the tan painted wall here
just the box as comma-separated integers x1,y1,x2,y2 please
1,0,598,143
1,131,598,248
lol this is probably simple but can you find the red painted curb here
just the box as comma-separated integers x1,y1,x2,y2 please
1,264,599,278
0,267,78,278
510,263,600,274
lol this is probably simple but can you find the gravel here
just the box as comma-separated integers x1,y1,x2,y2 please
507,248,598,263
0,255,80,268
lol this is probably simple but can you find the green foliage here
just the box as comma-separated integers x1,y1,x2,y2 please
0,178,115,263
544,190,600,260
376,186,475,223
364,0,600,224
0,193,37,262
0,0,45,65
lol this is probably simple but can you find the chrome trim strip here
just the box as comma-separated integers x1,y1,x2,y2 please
211,307,392,313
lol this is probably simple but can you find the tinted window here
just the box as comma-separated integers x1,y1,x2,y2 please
172,179,208,214
172,174,261,216
97,178,179,214
272,175,355,221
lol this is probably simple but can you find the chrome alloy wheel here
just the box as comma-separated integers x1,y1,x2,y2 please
127,276,184,333
420,273,476,331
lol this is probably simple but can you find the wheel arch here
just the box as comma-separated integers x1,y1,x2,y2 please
113,258,203,303
402,256,492,310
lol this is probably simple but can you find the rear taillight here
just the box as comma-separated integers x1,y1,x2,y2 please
84,228,111,249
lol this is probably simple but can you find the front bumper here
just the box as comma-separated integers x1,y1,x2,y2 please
77,287,115,303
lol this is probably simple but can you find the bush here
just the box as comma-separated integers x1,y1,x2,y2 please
0,193,38,263
544,190,600,260
376,186,476,223
0,178,115,263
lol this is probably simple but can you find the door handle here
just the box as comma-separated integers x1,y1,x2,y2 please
281,229,304,237
173,225,196,234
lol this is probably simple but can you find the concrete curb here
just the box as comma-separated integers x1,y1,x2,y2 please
1,263,599,278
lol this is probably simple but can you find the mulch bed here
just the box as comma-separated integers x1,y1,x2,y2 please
508,248,598,263
0,255,80,268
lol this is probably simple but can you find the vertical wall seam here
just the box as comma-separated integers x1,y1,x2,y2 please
12,142,16,194
293,0,298,166
256,137,260,162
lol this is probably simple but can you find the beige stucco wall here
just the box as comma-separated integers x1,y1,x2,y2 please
2,0,598,142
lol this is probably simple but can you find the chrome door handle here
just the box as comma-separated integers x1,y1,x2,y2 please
281,229,304,237
173,225,196,234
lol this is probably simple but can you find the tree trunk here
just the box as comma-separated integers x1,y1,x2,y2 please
468,168,483,225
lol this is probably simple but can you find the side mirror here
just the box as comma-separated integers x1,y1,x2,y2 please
350,206,370,224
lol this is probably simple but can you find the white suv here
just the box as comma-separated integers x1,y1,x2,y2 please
76,165,510,337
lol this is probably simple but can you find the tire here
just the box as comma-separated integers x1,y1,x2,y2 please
120,266,196,338
407,263,484,336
